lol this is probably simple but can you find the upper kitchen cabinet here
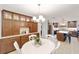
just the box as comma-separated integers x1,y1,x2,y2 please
26,17,30,22
13,14,20,21
2,10,12,36
20,15,26,22
20,15,26,27
12,20,20,35
2,10,38,37
12,14,20,35
2,19,12,36
2,10,12,20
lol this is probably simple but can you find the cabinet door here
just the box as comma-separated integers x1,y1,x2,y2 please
27,22,37,32
20,35,29,48
0,38,14,54
20,15,26,21
13,14,19,21
11,37,21,48
31,22,37,32
3,11,12,20
0,37,20,54
27,22,31,32
12,21,20,35
2,20,12,36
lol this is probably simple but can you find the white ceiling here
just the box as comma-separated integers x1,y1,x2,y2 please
0,4,79,19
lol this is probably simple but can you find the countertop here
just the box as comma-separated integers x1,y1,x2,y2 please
0,32,38,39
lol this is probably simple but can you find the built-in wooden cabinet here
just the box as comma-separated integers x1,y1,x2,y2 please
13,14,19,21
2,20,12,36
27,22,37,33
20,35,29,48
0,33,39,54
12,21,20,35
1,10,38,54
3,11,12,20
31,22,38,32
0,37,20,54
2,10,38,37
20,15,26,21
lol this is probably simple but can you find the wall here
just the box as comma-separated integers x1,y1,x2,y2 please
48,16,79,28
0,9,2,37
42,20,48,38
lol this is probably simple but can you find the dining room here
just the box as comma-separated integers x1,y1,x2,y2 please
0,4,79,54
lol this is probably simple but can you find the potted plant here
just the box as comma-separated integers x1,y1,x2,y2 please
34,36,42,46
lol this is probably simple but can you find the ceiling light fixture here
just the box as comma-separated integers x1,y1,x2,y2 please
32,4,45,23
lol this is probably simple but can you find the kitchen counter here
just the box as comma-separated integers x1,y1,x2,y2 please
0,32,38,39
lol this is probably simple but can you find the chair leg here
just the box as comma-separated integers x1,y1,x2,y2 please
50,50,56,54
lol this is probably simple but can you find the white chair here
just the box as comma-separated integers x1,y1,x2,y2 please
46,34,60,54
50,41,60,54
13,41,21,54
29,35,37,41
46,34,56,41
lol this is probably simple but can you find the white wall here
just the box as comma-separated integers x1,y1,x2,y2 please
41,20,48,38
37,19,48,38
37,22,41,37
49,16,79,27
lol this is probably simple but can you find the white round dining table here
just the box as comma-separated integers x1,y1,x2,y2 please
21,38,55,54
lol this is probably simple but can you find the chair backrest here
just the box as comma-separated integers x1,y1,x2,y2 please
46,34,56,41
48,35,61,54
56,32,65,42
13,41,21,54
29,35,37,41
55,41,60,49
50,41,61,54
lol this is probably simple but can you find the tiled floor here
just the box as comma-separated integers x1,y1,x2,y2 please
55,37,79,54
8,37,79,54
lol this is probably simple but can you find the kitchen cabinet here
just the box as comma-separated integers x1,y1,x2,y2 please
20,35,29,48
0,37,20,54
12,21,20,35
27,22,37,33
31,22,38,32
3,10,12,20
2,10,37,37
2,20,12,36
0,32,39,54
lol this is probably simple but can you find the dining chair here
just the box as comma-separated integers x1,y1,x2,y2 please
46,34,56,41
13,41,21,54
46,34,60,54
29,35,37,41
50,41,60,54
